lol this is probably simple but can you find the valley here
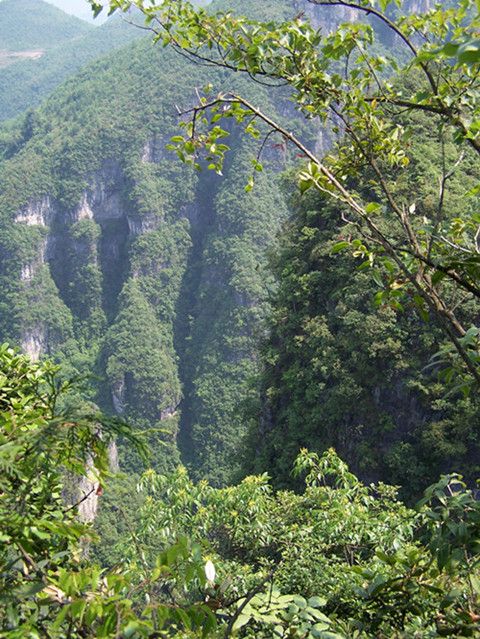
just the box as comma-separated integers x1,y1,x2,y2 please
0,0,479,637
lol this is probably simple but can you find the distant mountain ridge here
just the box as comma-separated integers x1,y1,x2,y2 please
0,11,144,121
0,0,91,52
44,0,108,23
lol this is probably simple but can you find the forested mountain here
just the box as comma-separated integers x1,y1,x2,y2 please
0,8,296,482
0,0,91,52
246,141,480,498
0,0,476,493
0,9,144,121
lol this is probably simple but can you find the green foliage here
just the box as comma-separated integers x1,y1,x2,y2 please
1,349,479,637
0,0,91,53
244,165,480,497
94,447,480,637
179,145,289,485
0,13,143,122
17,265,75,349
104,279,181,472
0,346,217,638
0,346,140,634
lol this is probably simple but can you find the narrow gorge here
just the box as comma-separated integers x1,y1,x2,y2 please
0,0,471,490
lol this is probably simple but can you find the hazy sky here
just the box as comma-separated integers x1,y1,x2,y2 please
45,0,209,22
45,0,108,23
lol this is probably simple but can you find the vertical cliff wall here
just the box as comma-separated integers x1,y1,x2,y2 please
0,0,447,483
0,24,295,480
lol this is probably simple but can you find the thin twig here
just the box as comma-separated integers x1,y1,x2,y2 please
224,570,276,639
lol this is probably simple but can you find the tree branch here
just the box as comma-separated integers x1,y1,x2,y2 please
177,93,480,384
308,0,438,93
224,569,275,639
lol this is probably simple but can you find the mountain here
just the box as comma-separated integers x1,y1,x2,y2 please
45,0,209,23
45,0,109,23
0,0,468,492
245,156,480,499
0,3,298,482
0,13,144,121
0,0,91,53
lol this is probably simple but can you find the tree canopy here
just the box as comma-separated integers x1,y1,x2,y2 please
2,346,480,637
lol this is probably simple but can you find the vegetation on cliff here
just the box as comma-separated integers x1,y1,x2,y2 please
0,18,293,481
94,0,480,490
0,0,91,52
0,0,478,490
1,0,480,636
245,106,480,496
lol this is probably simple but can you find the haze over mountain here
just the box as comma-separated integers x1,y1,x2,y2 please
45,0,108,23
0,8,144,121
46,0,209,22
0,0,91,52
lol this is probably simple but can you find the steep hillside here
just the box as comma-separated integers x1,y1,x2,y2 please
0,0,465,490
246,164,480,498
0,0,91,52
0,13,296,481
0,13,144,121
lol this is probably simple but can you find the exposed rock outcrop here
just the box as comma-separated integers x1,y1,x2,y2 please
141,134,169,164
15,195,55,227
21,326,46,361
77,441,119,524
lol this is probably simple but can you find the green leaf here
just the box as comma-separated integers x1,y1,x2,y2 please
15,582,45,599
365,202,381,214
331,241,350,254
457,39,480,65
233,612,251,631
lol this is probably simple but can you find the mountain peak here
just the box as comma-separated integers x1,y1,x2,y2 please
44,0,108,24
0,0,92,52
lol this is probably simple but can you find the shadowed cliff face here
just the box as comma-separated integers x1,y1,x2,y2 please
8,121,289,479
0,0,451,484
14,160,135,355
8,147,190,469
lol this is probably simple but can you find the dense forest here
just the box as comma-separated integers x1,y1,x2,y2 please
246,114,480,498
1,0,480,637
0,0,91,52
0,0,144,121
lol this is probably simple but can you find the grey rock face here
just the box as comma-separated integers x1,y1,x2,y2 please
15,195,55,227
21,325,46,361
77,441,119,524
